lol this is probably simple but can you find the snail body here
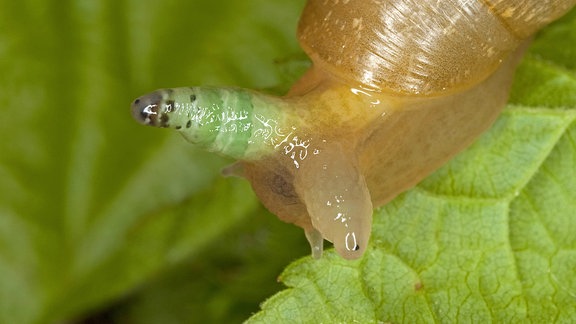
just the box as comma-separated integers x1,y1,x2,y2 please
131,0,575,259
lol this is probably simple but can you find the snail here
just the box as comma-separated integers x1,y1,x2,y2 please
131,0,575,260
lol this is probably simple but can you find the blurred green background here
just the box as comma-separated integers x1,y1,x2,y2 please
1,0,575,323
0,0,311,322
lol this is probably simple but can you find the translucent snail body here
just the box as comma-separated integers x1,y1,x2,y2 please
131,0,576,259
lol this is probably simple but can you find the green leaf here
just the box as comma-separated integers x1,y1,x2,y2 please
249,7,576,324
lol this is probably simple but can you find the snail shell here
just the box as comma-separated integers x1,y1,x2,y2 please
298,0,575,95
131,0,575,259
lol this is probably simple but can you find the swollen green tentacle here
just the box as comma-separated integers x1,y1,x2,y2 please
131,87,295,160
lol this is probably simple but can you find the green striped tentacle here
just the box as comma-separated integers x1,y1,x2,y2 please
131,87,292,160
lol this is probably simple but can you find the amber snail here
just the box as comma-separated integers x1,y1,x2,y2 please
131,0,576,259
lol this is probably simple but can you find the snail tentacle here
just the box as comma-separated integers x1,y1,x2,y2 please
131,87,291,160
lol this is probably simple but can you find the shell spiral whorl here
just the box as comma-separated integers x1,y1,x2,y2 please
297,0,574,95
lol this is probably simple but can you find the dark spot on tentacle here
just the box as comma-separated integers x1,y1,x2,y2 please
190,94,196,102
175,126,182,130
165,100,176,112
186,120,192,128
160,114,170,128
353,244,360,251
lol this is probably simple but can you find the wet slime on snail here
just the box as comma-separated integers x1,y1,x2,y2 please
131,0,576,260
